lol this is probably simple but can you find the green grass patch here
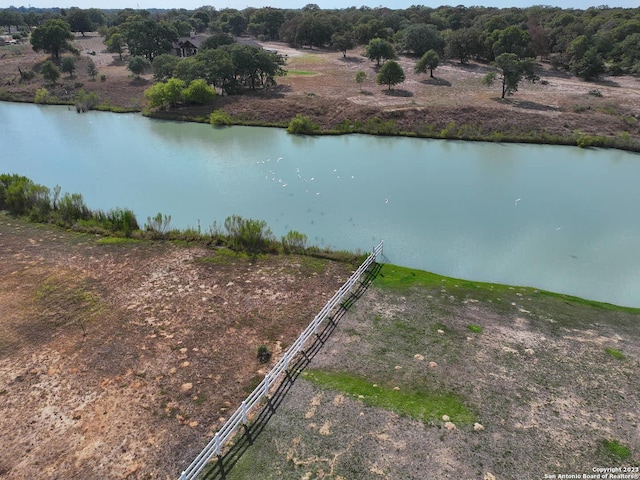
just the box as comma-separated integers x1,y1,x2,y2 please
303,369,476,425
467,324,484,334
600,439,631,460
96,237,141,245
373,264,640,313
285,69,315,75
605,347,625,359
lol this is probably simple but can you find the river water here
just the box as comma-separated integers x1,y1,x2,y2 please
2,102,639,307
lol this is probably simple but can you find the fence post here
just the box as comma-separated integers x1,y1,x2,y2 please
241,400,247,425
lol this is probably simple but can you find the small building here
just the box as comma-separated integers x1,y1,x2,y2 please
172,32,206,58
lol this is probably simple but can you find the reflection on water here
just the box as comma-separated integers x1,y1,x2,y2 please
2,101,640,307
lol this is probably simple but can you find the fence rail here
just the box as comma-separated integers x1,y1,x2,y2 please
179,240,384,480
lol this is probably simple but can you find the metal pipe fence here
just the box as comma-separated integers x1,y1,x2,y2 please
179,240,383,480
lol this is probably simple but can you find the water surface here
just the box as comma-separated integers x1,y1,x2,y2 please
2,102,639,307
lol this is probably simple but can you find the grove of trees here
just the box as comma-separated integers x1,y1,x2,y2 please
3,3,639,104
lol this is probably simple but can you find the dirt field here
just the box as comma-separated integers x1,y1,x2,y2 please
0,214,354,479
1,34,640,143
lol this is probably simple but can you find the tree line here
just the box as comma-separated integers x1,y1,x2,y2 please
4,4,640,81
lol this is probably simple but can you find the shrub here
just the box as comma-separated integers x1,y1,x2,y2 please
287,114,319,134
87,61,98,80
209,109,232,126
75,90,99,112
282,230,308,253
183,79,216,105
145,212,172,239
224,214,275,255
0,173,49,217
257,345,271,364
127,56,151,78
57,193,91,225
41,60,60,84
104,208,139,237
34,87,52,104
61,56,76,78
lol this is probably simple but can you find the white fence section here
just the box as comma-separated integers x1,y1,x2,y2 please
179,240,384,480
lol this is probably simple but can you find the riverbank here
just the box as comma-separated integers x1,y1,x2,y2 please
0,215,637,479
2,34,640,151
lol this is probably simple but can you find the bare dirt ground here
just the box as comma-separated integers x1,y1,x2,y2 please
0,214,354,479
2,34,640,142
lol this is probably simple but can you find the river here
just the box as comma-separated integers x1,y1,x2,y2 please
2,101,639,307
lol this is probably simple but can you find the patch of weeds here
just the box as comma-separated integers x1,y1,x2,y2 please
194,394,206,406
303,369,476,425
600,439,631,460
257,344,272,364
196,247,252,265
467,324,484,334
605,347,625,359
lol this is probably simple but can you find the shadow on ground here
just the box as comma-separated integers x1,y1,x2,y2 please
200,261,383,480
383,88,413,97
421,77,452,87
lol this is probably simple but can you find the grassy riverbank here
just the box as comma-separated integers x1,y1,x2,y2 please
220,264,640,480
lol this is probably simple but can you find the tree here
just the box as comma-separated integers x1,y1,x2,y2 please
31,19,76,60
331,32,355,58
152,53,180,82
0,9,23,34
355,70,366,92
570,47,605,80
105,31,125,61
296,12,335,49
127,56,151,78
65,8,94,36
87,61,98,80
445,28,482,64
415,49,439,78
183,79,216,104
122,17,178,62
568,35,604,80
482,52,538,99
376,60,405,90
61,56,76,78
40,60,60,84
399,23,444,57
366,38,396,66
489,26,533,59
200,33,235,50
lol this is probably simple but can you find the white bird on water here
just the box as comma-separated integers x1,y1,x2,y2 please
515,198,521,206
385,198,389,204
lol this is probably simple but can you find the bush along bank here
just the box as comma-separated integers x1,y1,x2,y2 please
0,173,365,264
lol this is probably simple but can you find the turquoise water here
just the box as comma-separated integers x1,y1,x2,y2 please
2,102,639,307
